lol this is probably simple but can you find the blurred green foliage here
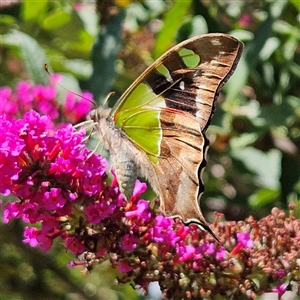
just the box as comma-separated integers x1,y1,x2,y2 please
1,0,299,299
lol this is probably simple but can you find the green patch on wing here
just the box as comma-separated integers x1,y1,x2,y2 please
156,64,172,82
115,108,162,163
178,48,200,68
118,82,165,111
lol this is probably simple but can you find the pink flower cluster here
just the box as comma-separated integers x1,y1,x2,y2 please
1,82,298,298
1,111,108,252
0,110,222,266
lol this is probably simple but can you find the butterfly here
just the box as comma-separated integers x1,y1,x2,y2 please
94,33,243,241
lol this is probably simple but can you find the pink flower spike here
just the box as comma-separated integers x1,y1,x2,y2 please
215,247,227,261
65,236,86,255
67,260,77,268
3,202,23,223
44,188,67,210
125,200,151,221
236,232,254,248
207,243,216,255
36,230,54,251
118,260,134,273
84,203,101,225
230,243,243,256
23,226,39,247
230,232,254,256
271,283,287,297
177,244,195,262
121,234,139,251
132,180,147,199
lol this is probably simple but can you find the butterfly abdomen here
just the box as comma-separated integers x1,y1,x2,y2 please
97,112,140,200
113,152,138,200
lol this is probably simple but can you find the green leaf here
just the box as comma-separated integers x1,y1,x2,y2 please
76,4,98,36
177,15,208,39
209,106,231,133
64,59,92,79
89,10,125,103
282,33,300,62
261,62,275,88
144,0,165,16
42,10,84,42
224,53,248,104
249,187,280,208
259,37,280,61
230,133,259,149
0,14,17,34
192,0,221,32
273,19,296,35
42,10,71,30
231,147,282,189
125,2,149,31
259,102,295,127
67,30,93,53
290,62,300,79
287,95,300,110
22,0,48,21
3,29,48,85
291,0,300,12
294,200,300,219
244,1,288,69
280,154,300,203
153,0,191,58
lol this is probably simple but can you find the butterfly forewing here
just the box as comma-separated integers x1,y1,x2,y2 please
111,33,243,131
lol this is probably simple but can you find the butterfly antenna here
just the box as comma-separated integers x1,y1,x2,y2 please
44,63,97,109
44,63,100,143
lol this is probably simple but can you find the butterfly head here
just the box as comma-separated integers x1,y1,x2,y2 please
89,107,110,122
